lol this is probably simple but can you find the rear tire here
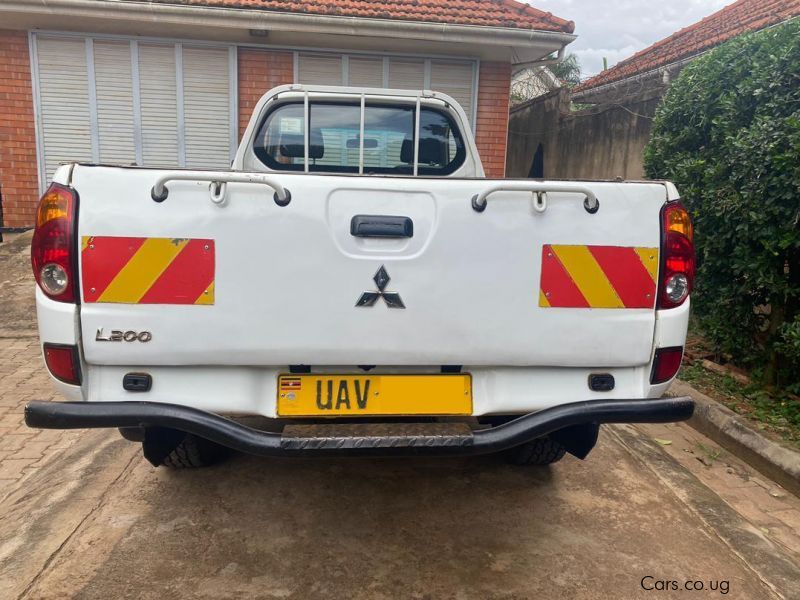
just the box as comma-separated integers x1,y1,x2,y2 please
504,436,566,466
142,427,228,468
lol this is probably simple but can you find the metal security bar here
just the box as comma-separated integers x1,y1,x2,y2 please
288,85,440,175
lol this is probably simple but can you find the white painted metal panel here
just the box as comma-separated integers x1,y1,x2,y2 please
36,36,93,181
73,165,666,370
80,362,664,417
182,46,233,168
93,40,137,165
298,53,343,86
138,44,180,167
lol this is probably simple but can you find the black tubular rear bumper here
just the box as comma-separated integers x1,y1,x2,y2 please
25,396,694,457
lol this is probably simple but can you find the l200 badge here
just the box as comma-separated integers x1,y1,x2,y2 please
96,328,152,342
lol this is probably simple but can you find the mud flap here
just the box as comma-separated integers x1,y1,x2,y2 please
142,427,186,466
551,422,600,460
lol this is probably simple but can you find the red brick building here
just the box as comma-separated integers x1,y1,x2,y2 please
0,0,575,228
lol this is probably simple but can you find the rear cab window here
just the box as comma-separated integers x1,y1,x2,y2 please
253,100,466,176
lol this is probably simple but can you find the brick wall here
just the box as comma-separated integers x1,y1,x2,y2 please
238,48,294,139
0,44,505,229
0,30,39,229
475,61,511,178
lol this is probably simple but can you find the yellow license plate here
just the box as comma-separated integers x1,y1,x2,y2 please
277,374,472,417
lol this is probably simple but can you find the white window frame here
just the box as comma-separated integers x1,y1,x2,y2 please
28,31,238,192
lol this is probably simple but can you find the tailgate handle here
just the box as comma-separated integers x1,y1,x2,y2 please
350,215,414,238
471,183,598,214
151,171,290,207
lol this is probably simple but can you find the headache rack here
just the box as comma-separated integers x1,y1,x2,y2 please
266,84,470,176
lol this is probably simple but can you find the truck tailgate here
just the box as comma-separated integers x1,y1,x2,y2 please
73,166,666,368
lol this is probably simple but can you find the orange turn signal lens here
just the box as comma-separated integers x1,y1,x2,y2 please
36,186,72,228
664,203,693,241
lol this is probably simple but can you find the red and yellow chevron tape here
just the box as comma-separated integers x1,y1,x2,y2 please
540,244,658,309
81,236,215,305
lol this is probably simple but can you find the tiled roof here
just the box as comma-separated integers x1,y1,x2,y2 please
143,0,575,32
575,0,800,93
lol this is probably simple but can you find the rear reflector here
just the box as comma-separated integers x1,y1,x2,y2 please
43,343,81,385
650,346,684,384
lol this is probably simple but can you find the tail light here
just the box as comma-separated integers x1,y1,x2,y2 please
31,183,77,303
658,201,695,309
43,343,82,385
651,346,684,384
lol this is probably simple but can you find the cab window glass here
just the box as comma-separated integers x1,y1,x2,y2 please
253,101,465,175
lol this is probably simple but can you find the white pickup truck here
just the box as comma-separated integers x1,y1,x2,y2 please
25,84,694,468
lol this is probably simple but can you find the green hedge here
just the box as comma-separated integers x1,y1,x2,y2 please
645,19,800,389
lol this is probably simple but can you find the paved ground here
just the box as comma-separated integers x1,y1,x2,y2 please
1,232,84,496
0,338,82,494
2,231,800,599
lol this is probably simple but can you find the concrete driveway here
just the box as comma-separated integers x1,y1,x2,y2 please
2,231,799,600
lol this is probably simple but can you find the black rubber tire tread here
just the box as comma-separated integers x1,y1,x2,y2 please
504,436,567,466
160,433,226,469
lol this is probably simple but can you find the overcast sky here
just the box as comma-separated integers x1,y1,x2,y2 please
530,0,733,78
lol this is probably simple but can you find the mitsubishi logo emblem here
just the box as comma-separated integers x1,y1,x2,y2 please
356,265,406,309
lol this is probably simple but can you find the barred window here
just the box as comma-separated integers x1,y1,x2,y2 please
253,101,465,176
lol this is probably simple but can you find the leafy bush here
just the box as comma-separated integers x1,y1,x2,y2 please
645,20,800,389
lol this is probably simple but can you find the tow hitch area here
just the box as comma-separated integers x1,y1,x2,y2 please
25,397,694,458
281,422,474,450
